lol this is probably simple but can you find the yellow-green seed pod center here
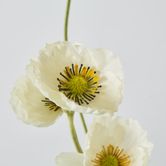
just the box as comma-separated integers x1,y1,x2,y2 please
101,156,118,166
67,76,88,95
57,64,102,105
92,145,130,166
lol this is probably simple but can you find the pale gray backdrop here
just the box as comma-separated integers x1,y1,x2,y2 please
0,0,165,165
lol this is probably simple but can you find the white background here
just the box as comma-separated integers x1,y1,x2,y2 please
0,0,165,165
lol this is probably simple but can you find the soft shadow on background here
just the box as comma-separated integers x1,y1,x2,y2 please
0,0,165,165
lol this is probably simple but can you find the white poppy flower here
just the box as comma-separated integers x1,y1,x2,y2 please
10,76,63,127
27,42,123,114
55,152,83,166
84,114,153,166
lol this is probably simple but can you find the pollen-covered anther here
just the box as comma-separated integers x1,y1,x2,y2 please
41,98,60,111
57,64,102,105
92,144,131,166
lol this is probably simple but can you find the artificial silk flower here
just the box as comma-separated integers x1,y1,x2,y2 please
10,76,63,127
27,41,123,114
84,114,153,166
55,152,83,166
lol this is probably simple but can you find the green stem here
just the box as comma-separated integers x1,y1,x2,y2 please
67,111,83,153
64,0,82,153
79,113,88,133
64,0,71,41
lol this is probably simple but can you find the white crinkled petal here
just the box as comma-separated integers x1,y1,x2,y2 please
10,76,63,127
84,114,153,166
55,152,83,166
27,42,123,114
87,49,123,112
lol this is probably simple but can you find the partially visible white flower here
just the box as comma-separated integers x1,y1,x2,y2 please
10,76,63,127
84,114,153,166
55,152,83,166
27,42,123,114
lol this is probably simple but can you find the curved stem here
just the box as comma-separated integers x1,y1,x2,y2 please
64,0,82,153
79,113,88,133
67,111,83,153
64,0,71,41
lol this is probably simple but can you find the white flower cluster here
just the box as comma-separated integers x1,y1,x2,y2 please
10,42,153,166
11,42,123,125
